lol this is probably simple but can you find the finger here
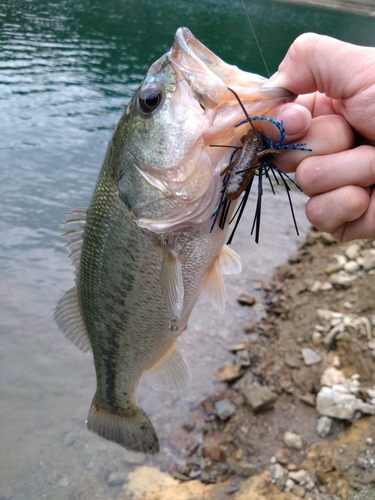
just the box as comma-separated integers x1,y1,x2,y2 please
267,33,374,99
274,114,355,173
332,188,375,241
305,185,370,235
264,103,311,143
296,145,375,196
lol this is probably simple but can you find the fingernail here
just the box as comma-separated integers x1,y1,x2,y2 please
263,71,288,89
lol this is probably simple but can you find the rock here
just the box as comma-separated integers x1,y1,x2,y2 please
344,260,361,273
329,271,358,288
316,386,357,420
345,243,361,260
292,366,321,394
299,393,316,406
309,280,322,293
242,385,277,413
366,437,374,446
311,331,322,345
215,399,236,421
291,484,306,497
325,254,347,274
235,349,251,367
274,448,292,465
229,343,248,352
301,347,322,366
201,396,215,415
284,352,303,369
283,432,303,450
320,281,333,291
285,478,295,490
320,367,346,387
202,435,225,462
215,364,242,383
269,463,287,481
182,418,196,432
108,471,127,486
123,449,146,464
358,249,375,271
316,416,333,437
288,468,309,483
237,294,256,306
227,458,257,477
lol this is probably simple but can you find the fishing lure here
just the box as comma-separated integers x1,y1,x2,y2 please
210,87,311,244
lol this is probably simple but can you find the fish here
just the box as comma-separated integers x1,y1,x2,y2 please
54,27,295,455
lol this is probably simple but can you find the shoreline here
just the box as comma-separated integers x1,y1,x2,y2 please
275,0,375,16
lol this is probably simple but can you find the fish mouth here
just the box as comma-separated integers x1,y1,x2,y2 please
171,27,295,117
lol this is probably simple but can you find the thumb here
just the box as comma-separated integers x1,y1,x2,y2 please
269,33,373,99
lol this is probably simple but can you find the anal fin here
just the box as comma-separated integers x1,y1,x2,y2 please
144,341,191,391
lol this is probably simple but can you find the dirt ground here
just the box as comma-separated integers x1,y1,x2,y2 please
122,231,375,500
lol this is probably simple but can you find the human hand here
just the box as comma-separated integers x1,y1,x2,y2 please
265,33,375,242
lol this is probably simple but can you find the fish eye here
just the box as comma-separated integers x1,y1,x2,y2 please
139,84,164,114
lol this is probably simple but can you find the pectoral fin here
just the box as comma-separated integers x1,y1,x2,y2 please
218,244,242,275
202,245,241,313
144,341,191,391
160,244,184,322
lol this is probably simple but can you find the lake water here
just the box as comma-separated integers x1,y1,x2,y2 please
1,1,375,498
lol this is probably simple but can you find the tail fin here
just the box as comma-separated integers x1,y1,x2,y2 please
87,396,159,455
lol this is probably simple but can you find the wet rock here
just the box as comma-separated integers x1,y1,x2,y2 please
321,367,346,386
301,347,322,366
201,396,215,415
316,416,333,437
329,271,358,288
182,418,196,432
227,458,257,477
242,385,277,413
108,471,127,486
237,294,256,306
235,349,251,367
123,449,146,464
274,448,292,465
215,364,242,383
215,399,236,421
283,432,303,450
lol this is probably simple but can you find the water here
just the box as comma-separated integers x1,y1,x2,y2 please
1,0,374,498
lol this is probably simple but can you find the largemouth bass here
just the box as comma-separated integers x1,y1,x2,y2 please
55,27,295,454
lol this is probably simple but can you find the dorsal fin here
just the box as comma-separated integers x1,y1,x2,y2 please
54,208,91,352
61,208,87,275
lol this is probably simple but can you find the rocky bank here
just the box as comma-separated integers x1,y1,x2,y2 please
120,231,375,500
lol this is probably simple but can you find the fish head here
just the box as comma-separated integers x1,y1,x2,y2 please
114,27,295,233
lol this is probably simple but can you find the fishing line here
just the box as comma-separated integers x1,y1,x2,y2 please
241,0,270,78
